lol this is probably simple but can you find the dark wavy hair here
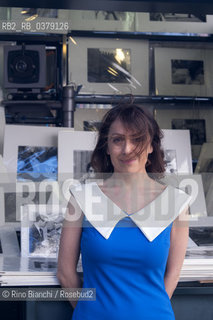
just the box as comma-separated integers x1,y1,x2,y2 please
91,103,165,177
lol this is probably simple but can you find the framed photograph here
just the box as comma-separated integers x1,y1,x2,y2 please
161,174,207,220
74,108,107,131
68,10,135,32
206,178,213,216
3,125,73,182
68,37,149,95
136,12,213,34
10,8,70,34
162,129,193,173
154,47,213,96
58,130,97,183
21,204,65,258
0,155,10,184
17,145,57,182
0,183,52,227
195,142,213,173
0,226,20,256
189,227,213,246
172,119,206,145
83,120,102,132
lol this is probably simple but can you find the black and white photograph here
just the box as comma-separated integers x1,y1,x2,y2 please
21,206,64,258
189,227,213,246
58,131,97,181
68,10,135,32
17,145,58,182
4,191,50,224
21,8,58,18
33,259,57,271
29,213,63,257
150,13,206,23
73,150,95,180
172,119,206,145
154,47,213,97
161,129,193,173
82,10,128,21
69,38,149,95
136,12,213,34
83,120,102,132
88,48,131,83
171,60,204,85
164,149,178,174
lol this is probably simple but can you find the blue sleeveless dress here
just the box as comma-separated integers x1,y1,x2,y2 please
71,182,191,320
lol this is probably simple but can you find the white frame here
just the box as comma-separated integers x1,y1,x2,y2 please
0,182,53,227
0,155,10,183
3,125,74,182
136,12,213,34
0,226,20,256
68,10,135,32
195,142,213,173
10,8,70,34
162,174,207,220
58,130,97,179
154,47,213,97
58,130,97,204
21,204,65,258
68,37,149,95
162,129,192,173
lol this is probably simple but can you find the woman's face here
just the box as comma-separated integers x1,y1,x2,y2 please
107,119,153,174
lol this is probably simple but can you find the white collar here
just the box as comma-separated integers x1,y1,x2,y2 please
70,181,191,242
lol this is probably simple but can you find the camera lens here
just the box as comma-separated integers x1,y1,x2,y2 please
15,59,28,73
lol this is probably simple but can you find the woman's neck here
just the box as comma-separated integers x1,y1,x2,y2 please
106,172,153,190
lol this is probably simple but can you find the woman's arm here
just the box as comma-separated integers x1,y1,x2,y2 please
57,194,84,308
164,207,189,299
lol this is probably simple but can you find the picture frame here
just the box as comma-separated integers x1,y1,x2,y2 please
3,125,74,182
10,8,70,34
21,204,65,258
58,130,97,181
68,37,149,95
0,155,10,184
83,120,102,132
0,226,20,256
154,47,213,97
162,129,193,173
206,178,213,216
0,182,52,228
74,108,107,131
68,10,135,32
136,12,213,34
171,119,206,145
161,174,207,220
195,142,213,173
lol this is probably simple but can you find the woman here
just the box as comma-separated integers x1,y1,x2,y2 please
57,103,191,320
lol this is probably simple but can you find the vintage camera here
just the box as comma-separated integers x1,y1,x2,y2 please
4,44,46,95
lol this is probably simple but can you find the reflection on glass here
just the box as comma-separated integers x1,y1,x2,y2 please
88,48,131,83
150,13,206,23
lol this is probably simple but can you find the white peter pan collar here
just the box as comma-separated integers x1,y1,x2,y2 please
70,181,192,242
